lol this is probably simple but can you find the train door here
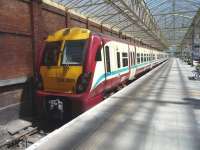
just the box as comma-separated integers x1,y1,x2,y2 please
116,51,121,83
104,42,122,90
129,45,136,80
119,43,129,83
116,43,123,85
104,45,112,90
114,45,121,87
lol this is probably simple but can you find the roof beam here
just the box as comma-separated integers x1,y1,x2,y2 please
90,12,120,18
110,18,130,29
67,2,106,9
153,10,198,16
182,0,200,8
119,23,135,32
160,27,189,30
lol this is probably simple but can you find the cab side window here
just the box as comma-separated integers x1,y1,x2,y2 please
96,46,102,61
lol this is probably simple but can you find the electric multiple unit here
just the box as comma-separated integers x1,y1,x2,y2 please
36,27,168,120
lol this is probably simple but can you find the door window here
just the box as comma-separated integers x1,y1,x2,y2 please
117,52,121,68
105,46,111,72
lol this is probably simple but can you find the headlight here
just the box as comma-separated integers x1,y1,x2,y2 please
76,72,92,94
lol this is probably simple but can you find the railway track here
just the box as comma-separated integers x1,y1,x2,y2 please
0,120,55,150
0,91,123,150
0,91,126,150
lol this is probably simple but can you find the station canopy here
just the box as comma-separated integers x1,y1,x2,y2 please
145,0,200,49
45,0,200,50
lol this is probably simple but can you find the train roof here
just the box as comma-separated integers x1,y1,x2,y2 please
46,27,91,42
46,27,167,53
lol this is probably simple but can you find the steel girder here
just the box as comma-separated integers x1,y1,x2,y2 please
104,0,168,49
45,0,169,50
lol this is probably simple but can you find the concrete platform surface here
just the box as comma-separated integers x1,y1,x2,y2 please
27,58,200,150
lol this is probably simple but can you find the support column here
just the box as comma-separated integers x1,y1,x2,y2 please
110,29,113,36
31,0,43,76
65,10,71,28
100,24,103,33
86,17,90,29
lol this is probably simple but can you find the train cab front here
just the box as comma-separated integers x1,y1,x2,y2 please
36,28,92,120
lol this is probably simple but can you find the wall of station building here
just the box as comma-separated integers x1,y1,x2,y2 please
0,0,138,120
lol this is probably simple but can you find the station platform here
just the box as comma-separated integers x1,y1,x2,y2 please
28,58,200,150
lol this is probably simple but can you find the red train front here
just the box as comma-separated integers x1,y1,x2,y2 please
36,27,107,120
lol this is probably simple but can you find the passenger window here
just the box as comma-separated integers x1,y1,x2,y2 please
141,53,144,63
137,53,140,64
122,53,128,57
122,52,128,67
117,52,121,68
146,54,148,61
122,59,128,67
105,46,111,72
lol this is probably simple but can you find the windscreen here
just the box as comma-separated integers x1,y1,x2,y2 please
61,40,87,65
43,41,62,66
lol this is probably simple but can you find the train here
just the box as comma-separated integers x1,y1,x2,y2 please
35,27,168,121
